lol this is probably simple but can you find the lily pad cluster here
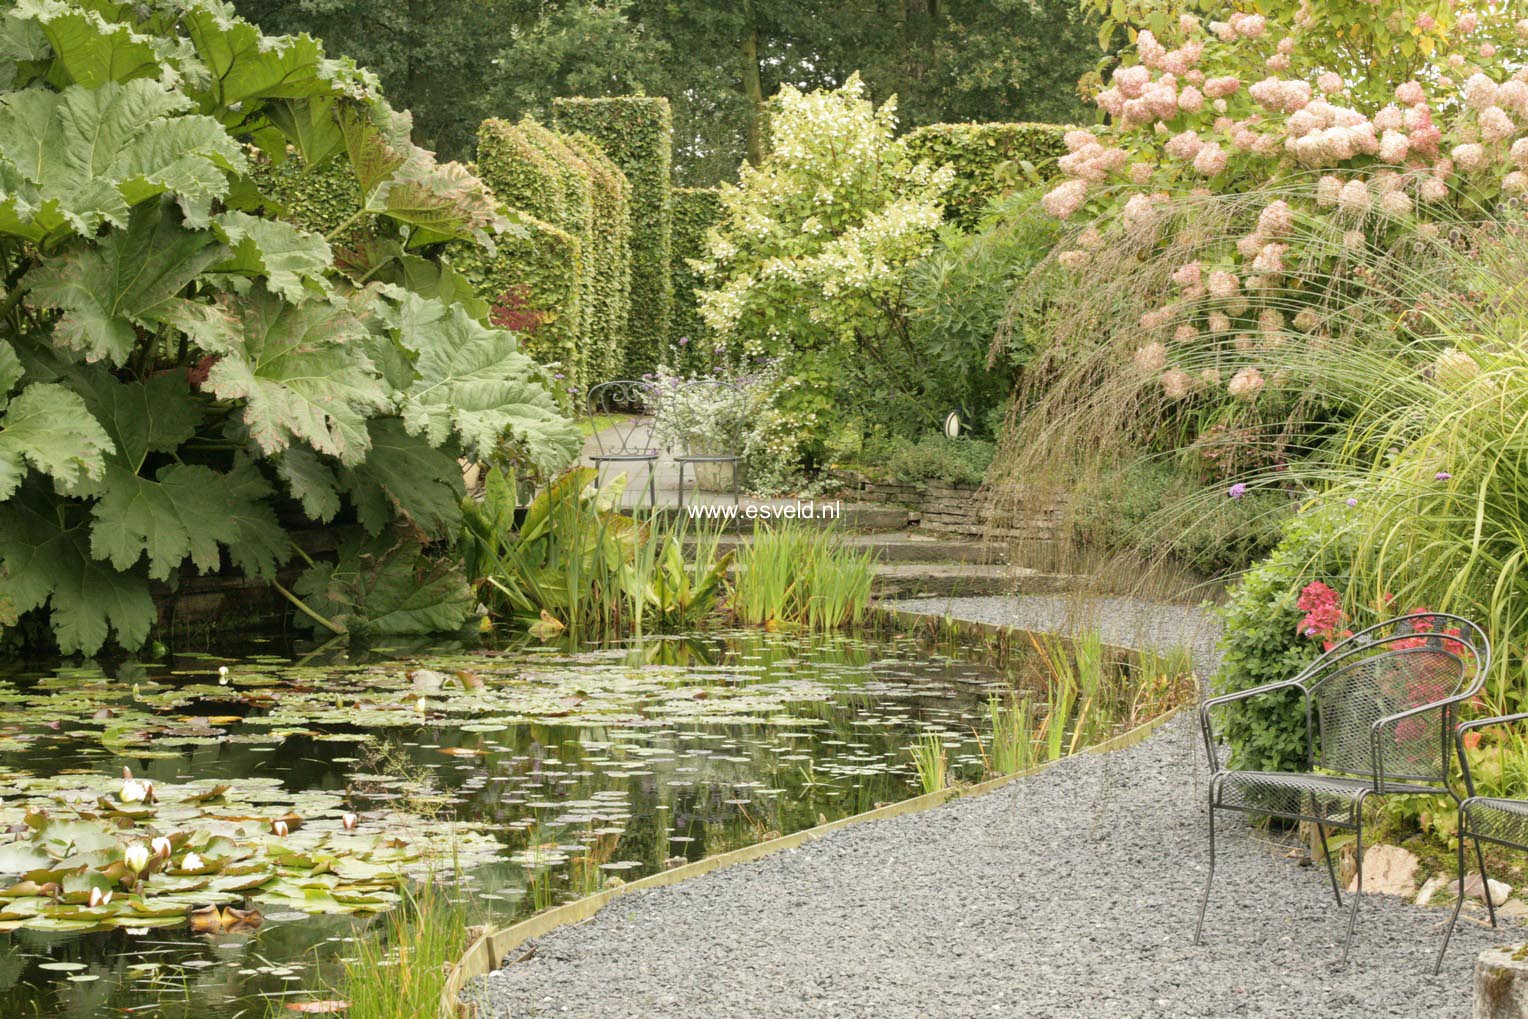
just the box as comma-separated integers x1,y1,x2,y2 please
0,773,503,933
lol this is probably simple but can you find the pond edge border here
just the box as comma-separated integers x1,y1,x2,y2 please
440,605,1185,1018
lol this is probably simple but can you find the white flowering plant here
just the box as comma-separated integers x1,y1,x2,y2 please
1043,1,1528,406
694,75,953,471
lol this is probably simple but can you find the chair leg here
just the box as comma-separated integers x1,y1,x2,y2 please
675,462,685,513
646,460,657,510
731,459,741,534
1471,829,1497,928
1193,796,1216,945
1341,802,1365,966
1316,822,1343,905
1435,818,1470,975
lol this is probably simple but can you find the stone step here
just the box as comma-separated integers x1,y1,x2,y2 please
869,564,1077,599
623,502,913,533
691,532,1009,565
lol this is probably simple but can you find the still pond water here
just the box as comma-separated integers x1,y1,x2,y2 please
0,627,1116,1017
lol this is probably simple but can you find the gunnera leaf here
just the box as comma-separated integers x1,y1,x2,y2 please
0,79,243,240
0,481,155,654
10,0,164,88
0,381,114,500
336,416,464,537
211,210,332,303
293,527,473,636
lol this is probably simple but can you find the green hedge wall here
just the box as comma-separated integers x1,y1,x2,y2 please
670,186,722,366
553,97,673,375
250,151,367,248
902,122,1069,230
566,133,632,383
473,119,567,224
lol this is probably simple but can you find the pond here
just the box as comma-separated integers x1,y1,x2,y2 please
0,626,1174,1017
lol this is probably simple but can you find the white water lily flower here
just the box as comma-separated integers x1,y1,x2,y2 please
181,852,204,872
272,819,289,837
150,836,172,858
123,844,150,873
119,779,150,804
88,887,112,908
342,813,358,831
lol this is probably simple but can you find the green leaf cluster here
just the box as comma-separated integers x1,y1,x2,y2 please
0,0,579,655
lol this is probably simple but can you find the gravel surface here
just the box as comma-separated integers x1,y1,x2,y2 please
894,593,1226,682
466,711,1498,1018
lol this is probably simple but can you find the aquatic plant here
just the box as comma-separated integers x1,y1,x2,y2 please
909,731,950,795
729,523,875,631
980,693,1037,776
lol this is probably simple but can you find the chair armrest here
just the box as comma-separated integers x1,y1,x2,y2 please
1199,678,1309,774
1369,692,1477,790
1453,713,1528,798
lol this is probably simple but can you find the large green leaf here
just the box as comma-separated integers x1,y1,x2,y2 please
0,79,243,240
263,95,344,167
211,210,332,302
384,291,580,471
25,201,232,365
211,457,289,579
293,528,473,637
275,446,340,522
12,0,163,87
339,104,507,247
0,481,155,654
337,416,464,537
180,7,330,111
90,462,242,578
71,371,200,479
0,381,113,499
201,287,388,465
0,337,21,408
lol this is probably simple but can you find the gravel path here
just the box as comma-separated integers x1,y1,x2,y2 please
466,712,1498,1018
893,593,1226,680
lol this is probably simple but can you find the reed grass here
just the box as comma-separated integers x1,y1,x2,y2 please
729,522,875,630
909,731,949,794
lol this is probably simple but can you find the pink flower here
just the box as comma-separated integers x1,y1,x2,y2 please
1316,175,1343,206
1207,312,1231,333
1337,179,1371,214
1166,130,1203,160
1204,76,1241,99
1504,171,1528,195
1396,81,1426,106
1172,324,1197,343
1170,261,1202,289
1451,142,1486,172
1380,190,1413,216
1457,12,1478,33
1342,229,1366,249
1317,72,1343,94
1041,179,1088,219
1129,162,1154,184
1113,64,1151,100
1419,177,1449,202
1133,342,1167,373
1253,243,1287,274
1465,73,1498,111
1379,130,1410,163
1177,86,1205,113
1256,200,1293,238
1063,129,1096,152
1481,43,1497,60
1228,367,1265,399
1161,369,1192,399
1416,13,1436,31
1207,270,1240,298
1374,105,1404,132
1480,107,1514,144
1192,141,1228,175
1258,308,1284,333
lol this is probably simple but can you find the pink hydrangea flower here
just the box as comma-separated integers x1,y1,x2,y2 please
1396,81,1426,106
1465,73,1499,110
1192,142,1228,175
1337,178,1372,214
1207,270,1240,298
1317,72,1344,94
1380,190,1413,216
1228,367,1265,399
1204,76,1241,99
1041,179,1088,219
1480,107,1514,144
1452,142,1486,172
1161,369,1192,399
1177,86,1205,113
1379,130,1410,163
1170,261,1202,289
1256,199,1293,238
1133,342,1167,373
1420,176,1449,202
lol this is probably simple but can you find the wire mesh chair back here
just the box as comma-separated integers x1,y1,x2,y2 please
665,379,747,460
584,380,660,459
1306,613,1487,787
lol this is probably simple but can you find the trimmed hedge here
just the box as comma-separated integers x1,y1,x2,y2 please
670,186,722,367
566,133,632,383
553,97,673,375
902,122,1069,229
250,151,367,248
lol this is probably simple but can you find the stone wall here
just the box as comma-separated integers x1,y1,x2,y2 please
833,473,1063,544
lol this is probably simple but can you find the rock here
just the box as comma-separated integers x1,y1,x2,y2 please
1346,844,1420,897
1498,899,1528,924
1417,873,1451,906
1474,944,1528,1018
1463,873,1515,904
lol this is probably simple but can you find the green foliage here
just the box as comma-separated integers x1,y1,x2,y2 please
461,467,731,640
292,528,475,638
469,117,633,390
696,77,951,468
1211,503,1355,773
553,96,672,374
670,186,722,363
874,435,996,488
330,880,471,1019
901,122,1069,230
1069,459,1289,575
729,523,875,631
0,0,579,656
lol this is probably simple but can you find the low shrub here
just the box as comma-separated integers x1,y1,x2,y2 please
873,435,996,488
1210,501,1356,773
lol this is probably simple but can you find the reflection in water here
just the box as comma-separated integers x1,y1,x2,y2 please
0,628,1068,1017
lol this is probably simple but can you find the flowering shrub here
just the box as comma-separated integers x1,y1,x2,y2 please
695,75,953,469
1044,1,1528,404
1296,581,1351,649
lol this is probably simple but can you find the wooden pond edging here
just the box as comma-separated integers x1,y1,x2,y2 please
440,607,1183,1017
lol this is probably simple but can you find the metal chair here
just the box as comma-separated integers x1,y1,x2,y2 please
1196,612,1490,964
584,380,660,509
1435,711,1526,972
665,379,745,517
